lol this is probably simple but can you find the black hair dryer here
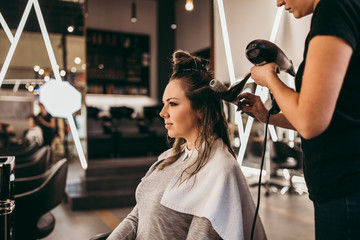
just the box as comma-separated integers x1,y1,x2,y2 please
245,39,296,114
246,39,295,76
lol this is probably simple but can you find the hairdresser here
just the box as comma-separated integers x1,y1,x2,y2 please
37,103,56,146
238,0,360,239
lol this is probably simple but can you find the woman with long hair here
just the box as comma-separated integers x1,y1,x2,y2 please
107,50,266,240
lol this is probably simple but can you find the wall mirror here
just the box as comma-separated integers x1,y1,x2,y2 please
0,0,86,161
0,0,212,163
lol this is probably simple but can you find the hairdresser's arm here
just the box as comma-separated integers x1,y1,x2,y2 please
250,36,353,139
186,216,221,240
237,92,295,129
107,205,138,240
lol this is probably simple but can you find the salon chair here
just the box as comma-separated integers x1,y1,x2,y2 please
270,141,304,194
15,145,51,178
1,141,41,160
111,106,151,157
142,105,168,155
14,158,68,240
87,115,116,159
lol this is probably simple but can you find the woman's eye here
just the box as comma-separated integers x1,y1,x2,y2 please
169,102,177,106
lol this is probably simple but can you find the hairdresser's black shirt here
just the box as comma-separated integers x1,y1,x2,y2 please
295,0,360,202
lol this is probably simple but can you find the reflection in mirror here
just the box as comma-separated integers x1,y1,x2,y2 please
0,0,86,164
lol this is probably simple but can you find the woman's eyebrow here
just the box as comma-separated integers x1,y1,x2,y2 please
163,97,180,103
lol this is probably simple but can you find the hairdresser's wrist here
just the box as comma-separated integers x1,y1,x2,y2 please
259,109,270,123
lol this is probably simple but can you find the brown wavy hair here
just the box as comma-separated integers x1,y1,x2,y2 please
157,50,236,183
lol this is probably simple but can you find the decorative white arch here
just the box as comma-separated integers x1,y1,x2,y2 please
215,0,284,165
0,0,88,169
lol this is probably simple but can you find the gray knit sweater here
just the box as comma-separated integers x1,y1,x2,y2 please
107,150,220,240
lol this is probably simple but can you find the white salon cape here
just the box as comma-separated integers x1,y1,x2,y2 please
145,139,267,240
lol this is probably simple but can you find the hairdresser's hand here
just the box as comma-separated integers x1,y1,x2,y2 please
250,62,280,88
237,92,269,123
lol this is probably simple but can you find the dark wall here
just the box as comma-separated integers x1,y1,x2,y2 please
157,0,175,101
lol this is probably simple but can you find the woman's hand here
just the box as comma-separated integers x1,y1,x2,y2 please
237,92,269,123
250,62,280,88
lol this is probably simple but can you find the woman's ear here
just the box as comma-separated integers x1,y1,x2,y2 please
195,109,204,125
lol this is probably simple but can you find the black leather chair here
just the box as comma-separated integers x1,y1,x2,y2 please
15,145,51,178
14,158,68,239
1,141,41,160
87,116,116,159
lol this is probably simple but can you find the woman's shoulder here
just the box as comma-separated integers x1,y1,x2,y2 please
208,139,239,170
158,147,174,160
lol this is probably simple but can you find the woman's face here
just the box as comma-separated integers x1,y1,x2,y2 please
276,0,319,18
160,80,199,145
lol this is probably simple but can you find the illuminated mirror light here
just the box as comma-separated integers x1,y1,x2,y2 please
0,12,14,43
34,65,40,72
216,0,283,165
60,70,66,77
171,24,177,30
0,0,88,169
215,0,245,157
0,0,33,86
71,67,77,73
39,68,44,75
44,75,50,81
81,64,86,70
39,80,87,169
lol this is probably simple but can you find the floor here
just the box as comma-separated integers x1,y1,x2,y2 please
43,153,315,240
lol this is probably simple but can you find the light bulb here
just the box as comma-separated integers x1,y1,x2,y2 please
185,0,194,11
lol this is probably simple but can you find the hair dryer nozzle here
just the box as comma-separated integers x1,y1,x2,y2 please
209,73,251,103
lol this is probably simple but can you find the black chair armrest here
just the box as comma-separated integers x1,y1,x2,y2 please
15,172,49,194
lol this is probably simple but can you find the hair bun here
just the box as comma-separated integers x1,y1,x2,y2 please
172,49,202,72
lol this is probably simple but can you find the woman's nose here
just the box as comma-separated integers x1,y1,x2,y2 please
159,106,168,118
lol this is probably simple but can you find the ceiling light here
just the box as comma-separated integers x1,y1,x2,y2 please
74,57,81,64
131,2,137,23
185,0,194,11
67,25,74,33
